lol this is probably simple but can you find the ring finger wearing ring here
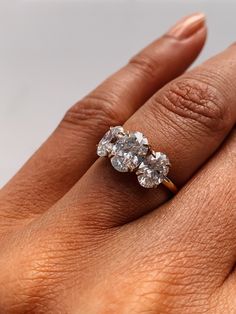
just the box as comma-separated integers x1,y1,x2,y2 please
46,44,236,229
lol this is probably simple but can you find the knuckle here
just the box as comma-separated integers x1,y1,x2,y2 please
60,92,122,133
154,77,230,135
0,236,71,313
129,52,159,80
127,250,211,314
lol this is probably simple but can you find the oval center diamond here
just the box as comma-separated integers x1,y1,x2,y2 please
137,152,170,188
110,131,149,172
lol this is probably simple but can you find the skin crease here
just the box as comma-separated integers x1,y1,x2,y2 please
0,13,235,314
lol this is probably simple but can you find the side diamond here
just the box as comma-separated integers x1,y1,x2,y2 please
97,126,124,157
136,152,170,188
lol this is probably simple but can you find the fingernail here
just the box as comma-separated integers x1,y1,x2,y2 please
167,13,206,40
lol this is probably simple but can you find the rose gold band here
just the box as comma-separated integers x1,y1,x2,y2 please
162,177,178,194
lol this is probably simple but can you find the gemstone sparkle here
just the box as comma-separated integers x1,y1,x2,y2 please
97,126,124,157
136,152,170,188
110,131,149,172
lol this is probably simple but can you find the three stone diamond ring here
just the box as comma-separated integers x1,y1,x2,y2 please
97,126,178,194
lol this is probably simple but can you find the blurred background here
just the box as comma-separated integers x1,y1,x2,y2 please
0,0,235,187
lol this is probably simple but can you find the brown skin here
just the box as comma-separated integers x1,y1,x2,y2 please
0,13,235,313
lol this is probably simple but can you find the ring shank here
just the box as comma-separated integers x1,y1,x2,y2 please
162,177,178,194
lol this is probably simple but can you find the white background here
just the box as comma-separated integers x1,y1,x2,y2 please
0,0,235,187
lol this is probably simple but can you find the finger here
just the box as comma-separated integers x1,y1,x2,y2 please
0,132,234,314
53,42,236,229
0,13,206,224
123,129,236,312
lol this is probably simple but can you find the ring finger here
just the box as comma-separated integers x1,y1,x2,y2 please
50,42,236,228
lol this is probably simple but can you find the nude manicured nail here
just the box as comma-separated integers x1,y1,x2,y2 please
167,13,206,39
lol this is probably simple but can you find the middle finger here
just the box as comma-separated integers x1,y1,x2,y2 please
0,13,206,224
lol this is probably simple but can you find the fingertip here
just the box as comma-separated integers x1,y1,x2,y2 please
166,12,206,40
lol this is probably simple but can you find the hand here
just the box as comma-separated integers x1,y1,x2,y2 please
0,13,235,313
